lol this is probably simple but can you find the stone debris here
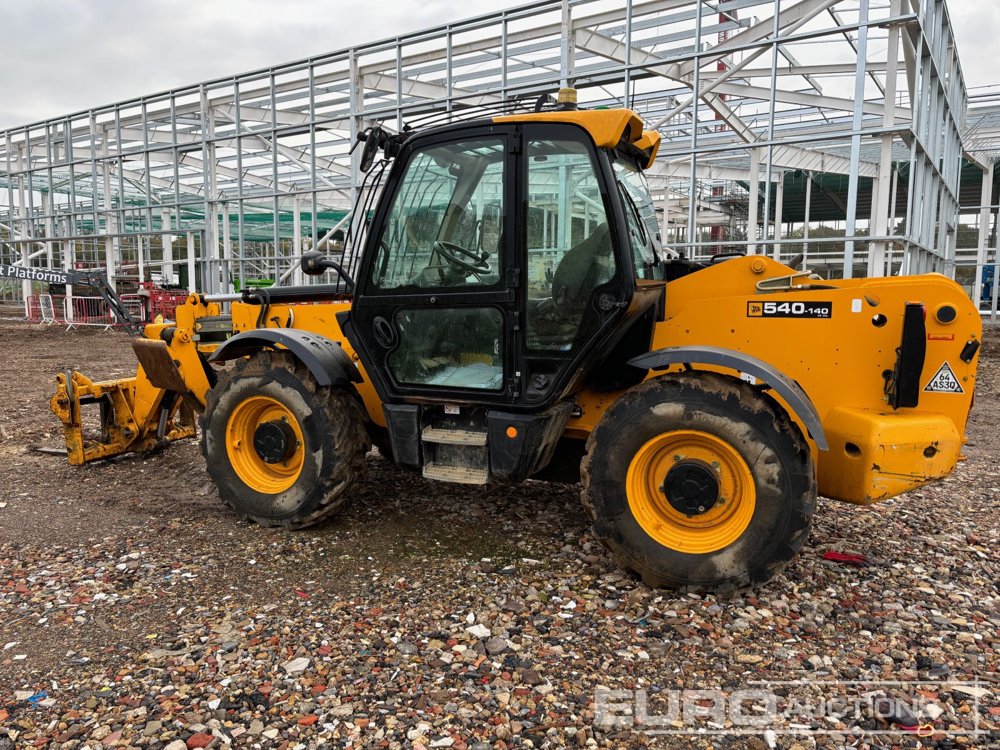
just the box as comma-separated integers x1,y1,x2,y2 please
465,623,492,639
280,656,310,675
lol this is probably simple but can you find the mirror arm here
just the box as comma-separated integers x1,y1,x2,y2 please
300,250,356,291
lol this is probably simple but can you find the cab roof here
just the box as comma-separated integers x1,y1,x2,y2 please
493,108,660,169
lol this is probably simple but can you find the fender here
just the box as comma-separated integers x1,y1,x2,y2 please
628,345,828,451
209,328,362,386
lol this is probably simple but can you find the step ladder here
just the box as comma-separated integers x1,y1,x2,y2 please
420,421,490,485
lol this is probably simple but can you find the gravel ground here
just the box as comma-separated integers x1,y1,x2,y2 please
0,321,997,750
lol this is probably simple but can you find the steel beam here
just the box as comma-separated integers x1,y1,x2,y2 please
574,26,880,177
0,0,977,302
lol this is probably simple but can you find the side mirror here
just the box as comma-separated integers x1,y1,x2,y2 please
351,124,387,173
298,250,356,292
301,250,329,276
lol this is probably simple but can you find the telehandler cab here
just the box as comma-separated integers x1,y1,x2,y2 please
50,100,982,593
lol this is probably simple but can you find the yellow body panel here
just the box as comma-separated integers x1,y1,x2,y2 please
211,256,978,507
605,257,979,504
227,300,385,427
493,109,646,149
52,256,980,507
819,407,962,503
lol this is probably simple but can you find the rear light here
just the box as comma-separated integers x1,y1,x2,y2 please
934,304,957,324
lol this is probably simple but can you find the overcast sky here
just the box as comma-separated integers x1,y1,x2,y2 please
0,0,996,129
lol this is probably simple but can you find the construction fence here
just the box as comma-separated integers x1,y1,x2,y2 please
25,289,190,329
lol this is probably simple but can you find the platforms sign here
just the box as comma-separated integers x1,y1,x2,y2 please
923,362,964,394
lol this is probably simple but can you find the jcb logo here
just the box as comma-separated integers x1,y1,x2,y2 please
746,300,832,318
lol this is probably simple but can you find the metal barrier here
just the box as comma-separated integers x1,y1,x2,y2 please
64,295,146,331
26,291,158,329
39,294,57,323
26,294,65,324
64,296,114,330
145,288,190,322
25,294,42,322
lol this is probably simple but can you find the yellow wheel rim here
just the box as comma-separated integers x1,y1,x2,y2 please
225,396,305,494
626,429,756,554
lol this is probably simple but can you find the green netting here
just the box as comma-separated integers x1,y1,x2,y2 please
731,158,998,224
35,209,351,243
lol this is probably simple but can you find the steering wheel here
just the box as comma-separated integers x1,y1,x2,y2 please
433,240,493,276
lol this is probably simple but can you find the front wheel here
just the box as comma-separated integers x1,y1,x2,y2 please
582,372,816,594
201,351,370,528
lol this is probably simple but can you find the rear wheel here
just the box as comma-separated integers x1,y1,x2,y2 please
201,351,369,528
582,372,815,594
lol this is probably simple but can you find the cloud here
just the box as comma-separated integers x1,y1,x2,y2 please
948,0,1000,90
0,0,993,129
0,0,512,127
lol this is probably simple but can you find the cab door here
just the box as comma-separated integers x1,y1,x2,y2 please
349,126,517,405
517,123,636,405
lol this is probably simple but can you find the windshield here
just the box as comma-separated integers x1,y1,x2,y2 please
371,138,505,289
613,156,661,274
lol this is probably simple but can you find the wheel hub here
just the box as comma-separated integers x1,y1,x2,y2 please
253,419,297,464
625,429,755,554
663,460,720,516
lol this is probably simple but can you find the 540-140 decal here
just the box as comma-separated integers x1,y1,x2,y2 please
747,300,832,319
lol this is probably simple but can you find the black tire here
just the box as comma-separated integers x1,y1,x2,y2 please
201,351,370,529
581,371,816,594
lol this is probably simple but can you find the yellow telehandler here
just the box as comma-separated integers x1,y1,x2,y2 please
50,100,982,593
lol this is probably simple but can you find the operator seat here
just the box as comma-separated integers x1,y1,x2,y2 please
526,222,613,351
551,222,613,308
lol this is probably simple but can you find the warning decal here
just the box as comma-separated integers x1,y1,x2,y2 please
923,362,964,394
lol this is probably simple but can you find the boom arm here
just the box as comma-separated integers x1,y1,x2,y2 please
66,269,144,335
0,262,143,335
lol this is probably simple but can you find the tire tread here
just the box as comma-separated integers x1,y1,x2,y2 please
581,371,816,594
200,351,369,529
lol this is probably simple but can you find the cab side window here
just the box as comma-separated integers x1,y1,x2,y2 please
524,136,616,351
614,158,661,277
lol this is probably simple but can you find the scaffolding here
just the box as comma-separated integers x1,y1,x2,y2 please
1,0,997,316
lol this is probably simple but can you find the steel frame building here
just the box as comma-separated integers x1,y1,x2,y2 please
1,0,997,317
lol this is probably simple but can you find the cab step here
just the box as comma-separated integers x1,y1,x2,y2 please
421,426,488,446
422,462,490,485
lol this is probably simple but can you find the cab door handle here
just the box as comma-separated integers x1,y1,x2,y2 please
373,316,396,348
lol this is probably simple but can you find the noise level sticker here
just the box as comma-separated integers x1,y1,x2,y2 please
923,362,964,394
